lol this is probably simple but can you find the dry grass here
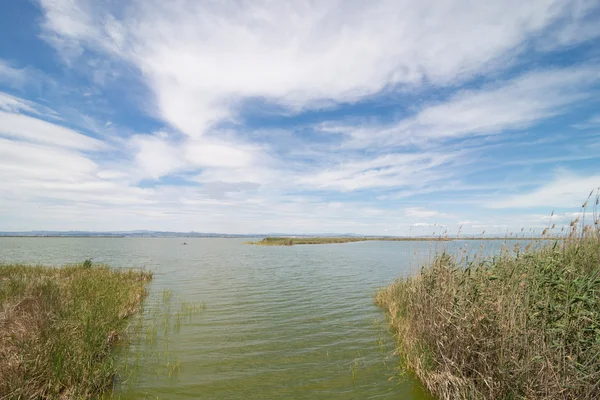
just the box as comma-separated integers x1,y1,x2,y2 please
0,262,152,399
376,195,600,400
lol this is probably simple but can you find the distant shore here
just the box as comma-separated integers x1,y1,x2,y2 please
0,235,127,238
0,234,561,241
246,236,561,246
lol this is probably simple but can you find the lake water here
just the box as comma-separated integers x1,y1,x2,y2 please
0,237,512,399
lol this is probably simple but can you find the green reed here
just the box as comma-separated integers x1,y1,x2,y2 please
376,193,600,400
0,262,152,399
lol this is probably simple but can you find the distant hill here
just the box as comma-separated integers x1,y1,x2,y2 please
0,230,254,238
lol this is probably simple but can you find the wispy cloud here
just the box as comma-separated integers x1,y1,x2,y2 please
0,92,41,114
297,150,466,191
405,207,452,219
327,66,600,148
572,114,600,129
489,172,600,209
0,109,104,150
0,60,27,86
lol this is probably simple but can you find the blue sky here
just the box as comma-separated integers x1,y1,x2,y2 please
0,0,599,234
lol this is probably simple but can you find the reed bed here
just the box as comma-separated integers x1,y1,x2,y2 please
0,262,152,399
376,196,600,399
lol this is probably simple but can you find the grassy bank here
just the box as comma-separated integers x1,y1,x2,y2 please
0,262,152,399
376,219,600,399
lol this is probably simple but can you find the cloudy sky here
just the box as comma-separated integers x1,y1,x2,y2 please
1,0,599,234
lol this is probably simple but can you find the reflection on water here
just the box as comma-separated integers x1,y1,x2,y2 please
1,237,508,399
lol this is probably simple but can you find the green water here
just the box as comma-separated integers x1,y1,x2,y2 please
1,237,498,399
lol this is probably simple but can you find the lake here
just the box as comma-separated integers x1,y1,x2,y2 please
0,237,509,399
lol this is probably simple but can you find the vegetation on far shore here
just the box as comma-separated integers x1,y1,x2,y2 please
247,236,560,246
248,237,373,245
0,261,152,399
376,196,600,399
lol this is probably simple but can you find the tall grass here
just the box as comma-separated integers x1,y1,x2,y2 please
0,262,152,399
376,194,600,400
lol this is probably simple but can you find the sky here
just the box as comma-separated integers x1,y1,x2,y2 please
0,0,599,235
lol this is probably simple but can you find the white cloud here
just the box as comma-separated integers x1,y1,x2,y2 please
404,207,442,218
535,0,600,50
0,59,57,93
331,66,600,147
573,114,600,129
488,172,600,208
130,133,186,180
298,150,465,191
0,138,97,181
184,140,262,169
0,61,27,86
410,67,598,138
201,181,261,200
129,132,268,180
38,0,599,138
0,110,105,150
0,92,40,114
195,166,279,186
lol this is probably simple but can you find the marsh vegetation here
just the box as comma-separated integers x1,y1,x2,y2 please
0,262,152,399
376,197,600,399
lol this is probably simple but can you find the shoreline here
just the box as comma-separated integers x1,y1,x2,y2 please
246,236,563,246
